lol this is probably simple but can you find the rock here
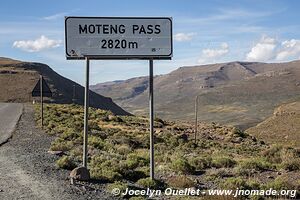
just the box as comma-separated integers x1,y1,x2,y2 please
231,137,243,143
108,114,123,122
177,133,188,142
155,129,163,133
251,136,257,142
108,114,116,121
48,150,64,156
70,177,75,185
277,171,282,175
70,167,90,181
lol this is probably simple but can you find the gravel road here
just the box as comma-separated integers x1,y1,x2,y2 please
0,104,119,200
0,103,23,145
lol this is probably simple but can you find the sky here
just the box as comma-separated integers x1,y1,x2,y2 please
1,0,300,85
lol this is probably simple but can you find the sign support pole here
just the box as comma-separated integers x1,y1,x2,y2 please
40,75,43,129
149,59,154,180
83,57,90,168
194,95,199,143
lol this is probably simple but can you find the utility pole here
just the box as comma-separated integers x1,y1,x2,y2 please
194,95,199,143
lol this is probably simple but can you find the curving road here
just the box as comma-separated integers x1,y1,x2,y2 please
0,103,23,145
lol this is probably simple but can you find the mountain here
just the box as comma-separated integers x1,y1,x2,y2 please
91,60,300,129
246,101,300,148
0,57,129,115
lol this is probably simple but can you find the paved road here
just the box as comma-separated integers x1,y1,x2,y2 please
0,104,114,200
0,103,23,145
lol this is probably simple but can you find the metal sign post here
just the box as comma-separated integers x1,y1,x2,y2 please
83,57,90,168
40,75,43,128
31,75,52,129
149,59,154,179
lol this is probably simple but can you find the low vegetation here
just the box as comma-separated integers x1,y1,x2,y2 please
35,104,300,199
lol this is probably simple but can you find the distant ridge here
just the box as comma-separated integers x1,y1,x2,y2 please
91,60,300,129
0,57,129,116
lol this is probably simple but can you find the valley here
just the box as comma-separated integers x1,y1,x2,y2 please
91,60,300,130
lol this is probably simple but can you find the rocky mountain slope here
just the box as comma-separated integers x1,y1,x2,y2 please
91,60,300,129
246,101,300,148
0,57,129,115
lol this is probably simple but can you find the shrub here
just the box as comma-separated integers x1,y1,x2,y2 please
115,144,132,155
212,157,236,168
166,176,195,188
129,197,146,200
136,178,161,189
171,158,195,174
90,168,122,182
247,179,261,190
154,117,165,125
88,136,105,149
230,127,247,138
50,140,73,152
189,157,212,170
262,145,282,163
107,181,128,196
239,158,273,172
60,129,80,140
126,153,148,169
123,170,147,182
206,169,232,180
89,120,101,130
135,166,149,177
69,147,82,161
280,159,300,171
221,177,249,190
262,145,299,168
89,154,126,182
56,156,76,170
263,177,294,190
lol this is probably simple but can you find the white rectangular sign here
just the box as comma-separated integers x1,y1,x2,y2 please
65,17,172,59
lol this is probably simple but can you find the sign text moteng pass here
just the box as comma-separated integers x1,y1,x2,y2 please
65,17,172,59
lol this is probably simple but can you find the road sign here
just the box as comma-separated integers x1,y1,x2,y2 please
65,16,173,180
32,76,52,97
65,17,172,59
32,76,52,129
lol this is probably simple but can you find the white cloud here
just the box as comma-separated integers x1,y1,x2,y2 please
246,36,277,62
276,39,300,61
246,36,300,62
174,32,196,42
43,12,67,20
197,42,229,64
13,35,62,52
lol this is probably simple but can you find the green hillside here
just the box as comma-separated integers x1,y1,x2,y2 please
35,103,300,199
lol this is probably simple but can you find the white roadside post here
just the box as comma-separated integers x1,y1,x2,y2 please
65,17,172,180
